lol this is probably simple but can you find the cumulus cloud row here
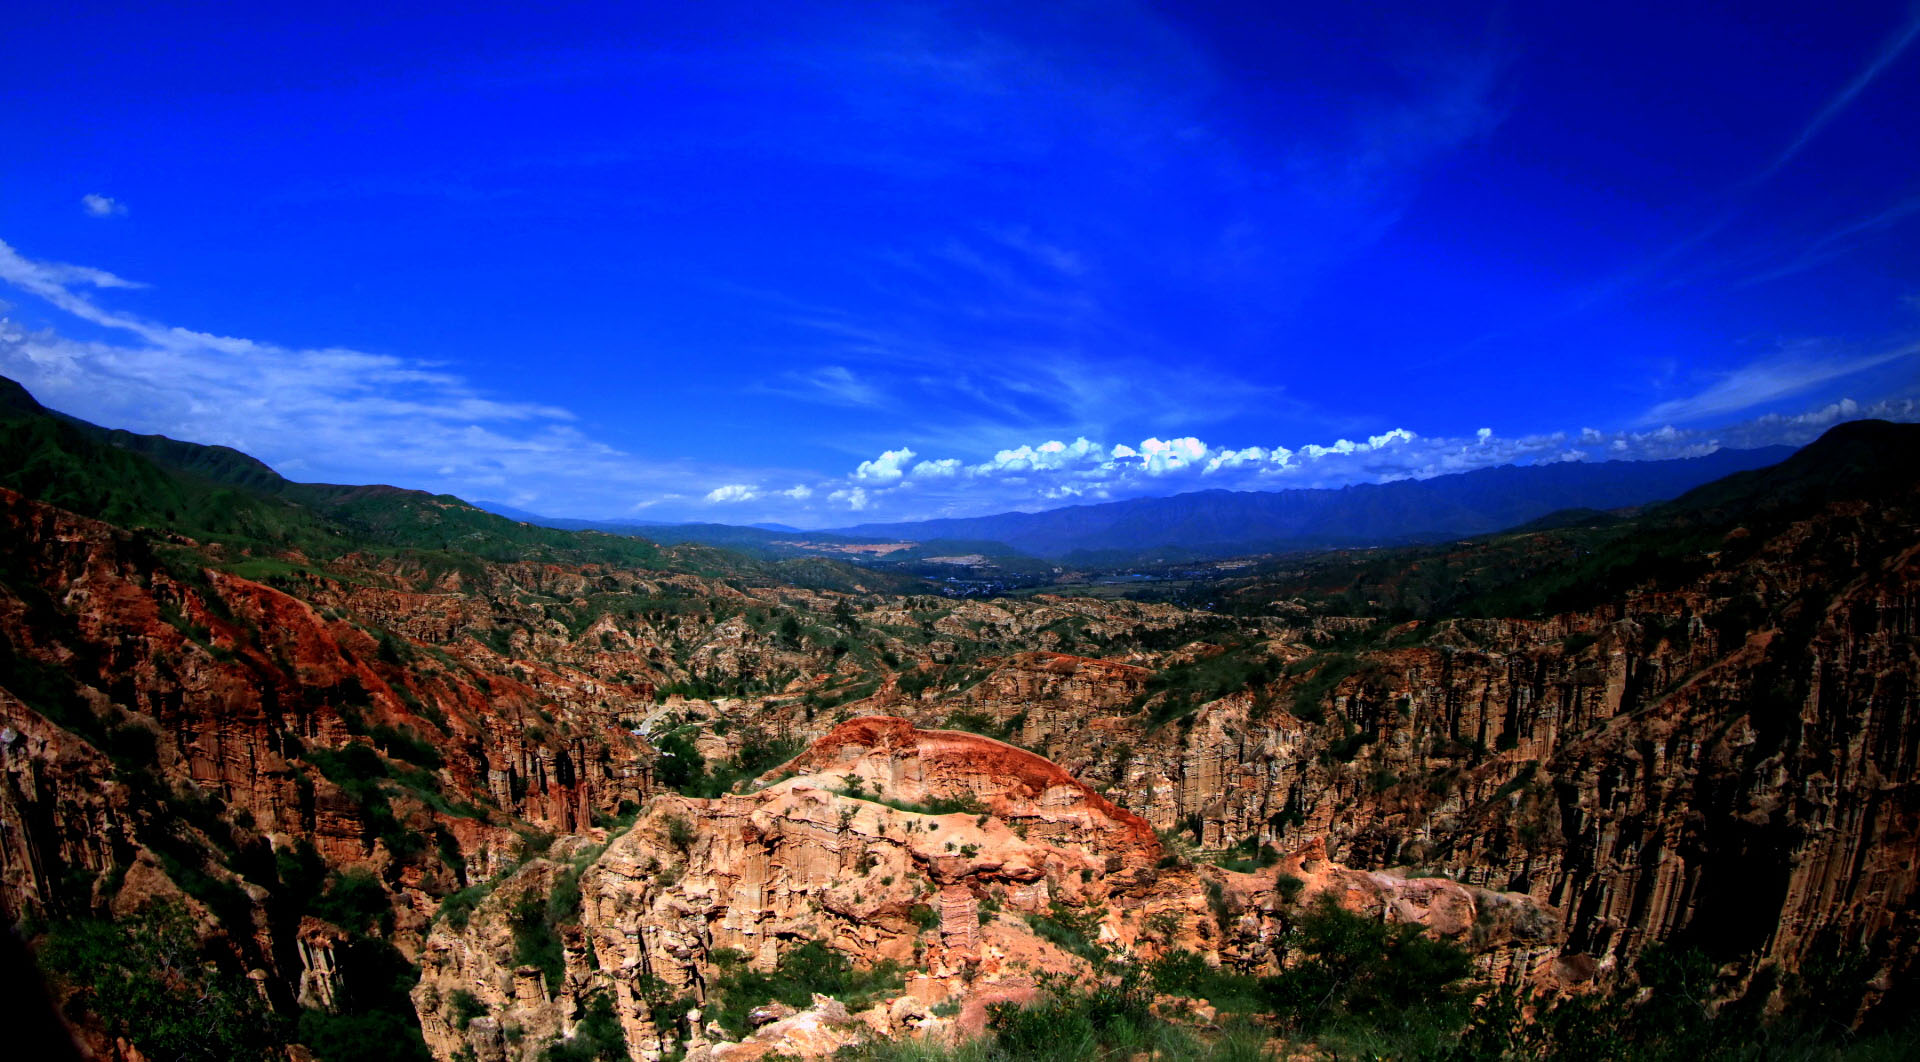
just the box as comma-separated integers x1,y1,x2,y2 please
701,395,1917,518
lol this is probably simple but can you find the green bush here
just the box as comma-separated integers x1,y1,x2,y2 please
1287,653,1360,723
542,990,626,1061
367,722,443,769
304,743,426,857
1140,647,1282,727
670,725,804,797
1022,903,1106,965
438,883,489,929
35,904,284,1061
298,1008,433,1062
1205,837,1280,874
1259,894,1472,1036
449,989,486,1030
985,970,1168,1062
299,935,433,1061
707,939,904,1038
833,786,987,817
1147,950,1263,1013
510,889,565,992
311,868,392,934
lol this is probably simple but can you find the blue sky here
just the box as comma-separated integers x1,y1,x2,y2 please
2,1,1916,526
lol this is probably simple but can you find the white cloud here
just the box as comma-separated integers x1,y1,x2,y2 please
781,392,1919,522
1128,436,1207,474
1640,342,1919,424
911,457,962,477
855,446,917,481
0,244,146,297
972,436,1104,475
0,237,764,519
81,194,126,218
5,239,1915,531
1204,446,1268,473
828,486,871,510
776,364,886,408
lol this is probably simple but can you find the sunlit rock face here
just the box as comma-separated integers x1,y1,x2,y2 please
412,717,1552,1061
842,487,1920,999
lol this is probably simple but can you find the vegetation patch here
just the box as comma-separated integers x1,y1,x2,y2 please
1285,652,1360,723
707,940,904,1039
541,990,627,1061
657,723,804,798
1138,645,1282,727
35,903,286,1061
1022,902,1107,965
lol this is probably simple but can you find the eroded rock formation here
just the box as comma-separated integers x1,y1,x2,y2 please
413,718,1552,1061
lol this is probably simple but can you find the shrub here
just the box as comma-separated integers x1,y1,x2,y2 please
1286,653,1361,723
542,990,626,1061
1139,647,1283,727
986,970,1161,1061
510,889,565,992
438,884,489,929
1023,903,1106,965
1148,949,1263,1013
368,722,443,769
707,939,904,1038
654,730,706,792
35,904,285,1061
449,989,486,1030
311,868,392,934
664,814,697,855
1274,872,1305,904
1259,894,1472,1034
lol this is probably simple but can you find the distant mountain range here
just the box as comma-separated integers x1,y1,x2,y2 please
826,448,1798,561
485,445,1797,565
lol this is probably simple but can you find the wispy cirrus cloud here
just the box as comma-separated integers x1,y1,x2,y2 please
735,9,1508,457
9,233,1916,530
0,238,774,516
1590,7,1920,306
1728,195,1920,291
1639,341,1920,424
1758,8,1920,185
766,364,888,409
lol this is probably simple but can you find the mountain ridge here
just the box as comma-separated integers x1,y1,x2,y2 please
477,444,1801,566
0,375,1916,1059
825,445,1797,559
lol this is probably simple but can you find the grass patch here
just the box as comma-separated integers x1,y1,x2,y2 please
1139,646,1282,727
1022,903,1107,965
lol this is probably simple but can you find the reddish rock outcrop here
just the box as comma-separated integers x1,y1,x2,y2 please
412,718,1552,1060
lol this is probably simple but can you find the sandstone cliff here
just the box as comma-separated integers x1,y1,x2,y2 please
412,718,1546,1061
